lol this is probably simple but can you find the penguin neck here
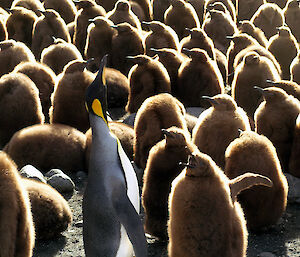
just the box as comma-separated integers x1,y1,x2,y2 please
89,113,112,141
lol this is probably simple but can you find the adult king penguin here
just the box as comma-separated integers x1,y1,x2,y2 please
83,55,147,257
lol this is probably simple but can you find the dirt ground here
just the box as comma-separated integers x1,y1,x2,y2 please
32,172,300,257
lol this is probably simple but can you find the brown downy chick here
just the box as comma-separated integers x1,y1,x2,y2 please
43,0,77,24
152,0,170,22
168,150,273,257
111,22,144,76
142,127,195,240
5,7,37,48
22,178,72,240
232,52,281,119
84,17,115,72
268,0,288,8
266,79,300,100
214,48,228,86
178,48,225,107
50,60,95,132
0,39,35,76
32,9,71,60
225,130,288,230
134,93,188,169
13,61,56,123
204,0,236,23
226,33,260,85
143,21,180,57
237,0,265,22
202,9,237,54
130,0,152,21
291,54,300,84
106,0,142,31
126,54,171,113
185,0,205,25
0,16,7,41
284,0,300,42
41,37,83,75
11,0,44,16
1,0,14,9
164,0,200,40
254,86,300,172
289,114,300,178
0,72,44,147
180,27,216,60
192,94,251,169
267,26,299,80
0,151,35,257
238,20,268,48
4,124,86,174
150,48,186,97
73,0,106,55
250,3,284,39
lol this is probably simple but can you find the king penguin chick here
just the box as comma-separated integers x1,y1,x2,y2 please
283,0,300,43
202,9,237,54
267,26,299,80
143,21,180,57
192,94,251,169
111,22,144,76
106,0,142,31
150,48,186,97
178,48,225,107
5,7,38,48
142,126,195,239
180,27,216,60
152,0,170,22
204,0,236,23
266,79,300,100
50,59,95,132
22,177,72,240
0,39,35,76
83,55,147,257
73,0,106,55
41,37,83,75
168,150,273,257
43,0,77,24
237,0,264,22
32,9,71,60
250,3,284,39
225,130,288,230
164,0,200,40
84,17,115,72
237,21,268,48
232,52,281,119
125,54,171,113
134,93,188,169
0,72,44,148
291,54,300,85
4,124,86,174
13,61,56,123
289,114,300,178
0,151,35,257
254,86,300,172
11,0,44,16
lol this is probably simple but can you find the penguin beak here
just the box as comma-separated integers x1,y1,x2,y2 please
201,96,218,106
161,129,175,138
182,48,192,57
185,27,192,33
238,128,244,137
179,155,196,169
142,21,151,26
266,79,277,85
253,86,266,96
37,9,45,15
73,0,81,4
150,48,160,54
88,18,96,23
85,55,108,122
85,58,95,64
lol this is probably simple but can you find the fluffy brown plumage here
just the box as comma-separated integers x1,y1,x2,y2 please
13,61,56,123
152,0,170,22
142,127,194,239
164,0,200,40
43,0,77,24
237,0,264,22
4,124,86,174
254,86,300,172
168,150,272,257
250,3,284,39
225,130,288,230
178,48,225,107
50,60,95,132
11,0,44,16
267,26,299,80
232,52,281,119
291,54,300,85
284,0,300,42
265,79,300,101
134,93,188,169
289,114,300,178
41,37,83,75
22,178,72,240
0,151,35,257
32,9,71,60
204,0,236,22
126,55,171,113
0,18,6,41
192,94,251,169
0,72,44,147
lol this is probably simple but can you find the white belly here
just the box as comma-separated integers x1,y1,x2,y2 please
116,225,134,257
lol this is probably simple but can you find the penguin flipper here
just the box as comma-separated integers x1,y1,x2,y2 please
113,187,147,257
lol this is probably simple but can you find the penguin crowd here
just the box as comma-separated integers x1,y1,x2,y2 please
0,0,300,256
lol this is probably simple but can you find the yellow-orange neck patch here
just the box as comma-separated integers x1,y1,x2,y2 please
92,99,107,124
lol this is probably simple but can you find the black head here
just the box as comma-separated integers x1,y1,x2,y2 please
85,55,108,123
